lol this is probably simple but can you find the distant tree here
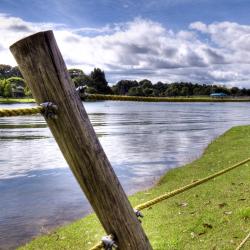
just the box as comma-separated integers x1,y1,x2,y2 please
239,88,248,96
230,87,240,96
0,64,12,79
193,86,202,96
164,85,179,96
0,65,22,79
90,68,112,94
180,86,189,96
128,86,144,96
24,86,32,97
72,74,94,87
143,87,154,96
3,82,12,97
0,79,5,96
86,86,98,94
68,68,84,79
152,89,160,97
154,82,167,93
10,66,22,78
139,79,152,89
112,80,138,95
6,77,25,87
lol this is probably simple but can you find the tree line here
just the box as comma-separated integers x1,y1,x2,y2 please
1,64,250,98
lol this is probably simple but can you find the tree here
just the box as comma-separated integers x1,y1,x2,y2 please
3,82,12,97
112,80,138,95
86,86,98,94
180,86,189,96
6,77,25,87
10,66,22,77
231,87,240,96
143,87,154,96
128,86,144,96
164,85,179,96
68,68,84,79
0,79,5,96
72,74,94,87
0,65,22,79
139,79,152,89
0,64,12,79
90,68,112,94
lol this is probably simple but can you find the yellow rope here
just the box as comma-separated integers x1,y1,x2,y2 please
89,241,103,250
0,106,43,117
89,234,115,250
135,157,250,211
236,231,250,250
89,158,250,249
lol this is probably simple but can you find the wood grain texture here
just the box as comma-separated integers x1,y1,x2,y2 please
10,31,152,250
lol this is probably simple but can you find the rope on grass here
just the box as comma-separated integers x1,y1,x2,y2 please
89,235,116,250
90,158,250,249
135,157,250,211
89,241,103,250
0,106,43,117
236,231,250,250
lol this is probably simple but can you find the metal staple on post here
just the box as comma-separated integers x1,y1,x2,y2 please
89,235,117,250
40,102,58,119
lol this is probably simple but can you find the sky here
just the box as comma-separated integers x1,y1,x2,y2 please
1,0,250,87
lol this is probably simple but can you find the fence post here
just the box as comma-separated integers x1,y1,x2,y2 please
10,31,152,250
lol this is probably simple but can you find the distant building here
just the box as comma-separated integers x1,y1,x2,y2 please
210,93,228,98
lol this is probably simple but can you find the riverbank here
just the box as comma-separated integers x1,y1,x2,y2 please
87,94,250,102
0,98,35,104
2,96,250,104
19,125,250,250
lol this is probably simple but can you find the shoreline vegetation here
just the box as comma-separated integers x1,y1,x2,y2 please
19,125,250,250
2,96,250,104
2,64,250,102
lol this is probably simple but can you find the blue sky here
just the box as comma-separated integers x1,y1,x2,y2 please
2,0,250,29
1,0,250,86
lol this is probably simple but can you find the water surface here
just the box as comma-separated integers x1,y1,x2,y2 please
0,101,250,249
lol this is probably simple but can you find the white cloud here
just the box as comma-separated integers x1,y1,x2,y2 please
189,21,208,33
1,14,250,87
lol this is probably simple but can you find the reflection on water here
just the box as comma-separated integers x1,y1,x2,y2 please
0,101,250,249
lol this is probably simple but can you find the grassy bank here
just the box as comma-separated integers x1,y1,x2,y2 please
0,98,35,104
2,96,250,104
19,126,250,250
87,94,250,102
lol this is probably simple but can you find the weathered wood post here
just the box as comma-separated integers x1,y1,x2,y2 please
10,31,152,250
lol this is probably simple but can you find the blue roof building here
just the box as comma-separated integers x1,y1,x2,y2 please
210,93,228,97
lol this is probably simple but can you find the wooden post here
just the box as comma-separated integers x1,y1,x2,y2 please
10,31,152,250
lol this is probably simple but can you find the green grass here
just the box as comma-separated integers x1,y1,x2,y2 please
19,126,250,250
0,98,35,104
2,96,250,104
87,94,250,102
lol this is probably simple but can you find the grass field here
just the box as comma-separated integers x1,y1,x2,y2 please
0,98,35,104
19,126,250,250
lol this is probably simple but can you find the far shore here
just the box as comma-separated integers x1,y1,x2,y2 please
0,98,35,104
2,95,250,104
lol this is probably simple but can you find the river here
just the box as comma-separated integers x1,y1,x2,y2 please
0,101,250,249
